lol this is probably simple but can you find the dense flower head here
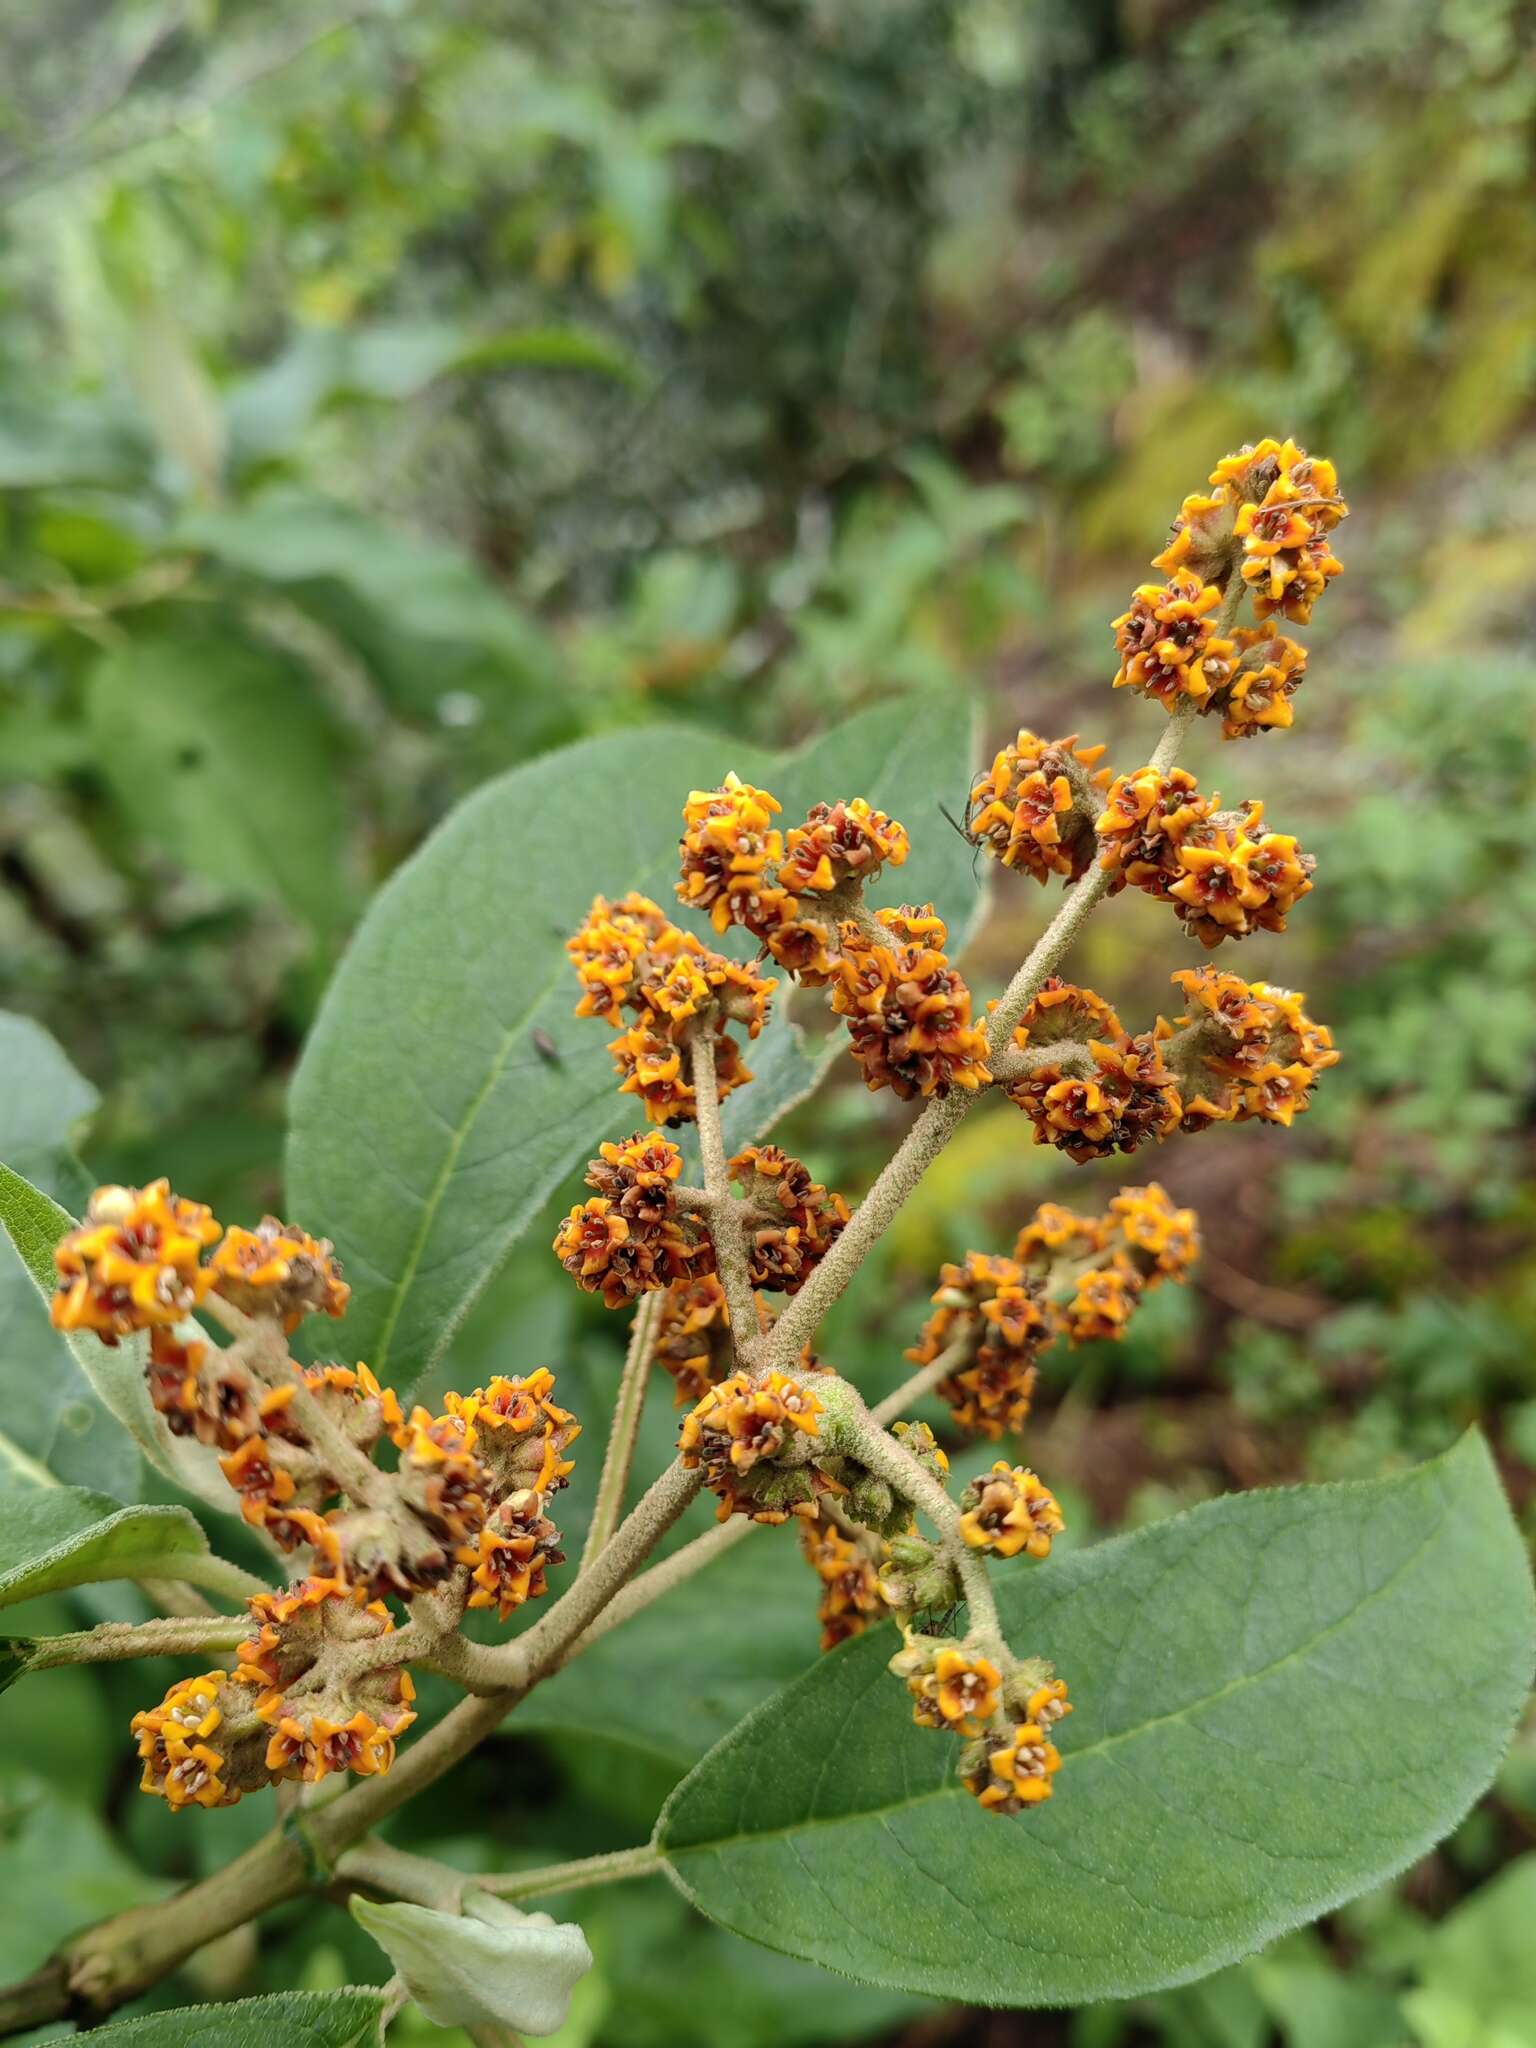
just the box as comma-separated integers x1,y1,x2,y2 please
1108,1183,1200,1283
831,927,991,1100
801,1518,888,1650
567,892,773,1123
679,1369,825,1523
265,1704,412,1784
678,773,785,932
445,1367,580,1497
1007,1029,1182,1164
962,1719,1063,1813
895,1641,1004,1738
553,1185,712,1309
1215,629,1309,738
958,1462,1064,1560
1112,571,1236,712
132,1671,249,1810
395,1407,492,1544
780,798,909,895
207,1216,349,1328
651,1272,741,1407
459,1488,565,1621
146,1328,272,1450
729,1144,849,1294
1096,774,1314,946
51,1180,220,1343
965,731,1110,885
909,1250,1046,1440
1161,967,1339,1131
677,779,913,990
1012,1202,1108,1270
1056,1259,1141,1344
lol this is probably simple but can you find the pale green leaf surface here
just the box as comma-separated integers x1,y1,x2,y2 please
658,1434,1535,2007
287,695,981,1388
72,1989,387,2047
0,1015,136,1492
0,1771,168,1979
0,1486,208,1607
351,1891,592,2035
85,630,353,936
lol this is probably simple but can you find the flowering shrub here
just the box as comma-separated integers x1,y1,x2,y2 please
0,442,1530,2039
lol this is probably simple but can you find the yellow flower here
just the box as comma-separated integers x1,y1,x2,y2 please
52,1180,220,1343
958,1462,1064,1560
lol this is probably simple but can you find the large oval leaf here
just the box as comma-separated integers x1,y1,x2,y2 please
73,1989,386,2047
657,1433,1535,2007
0,1486,210,1607
287,695,981,1389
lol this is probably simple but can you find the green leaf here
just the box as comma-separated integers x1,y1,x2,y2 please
0,1772,168,1980
0,1162,230,1509
287,694,981,1388
657,1433,1536,2008
519,1526,814,1772
351,1890,593,2035
71,1989,388,2047
85,629,354,937
1401,1853,1536,2048
0,1485,213,1608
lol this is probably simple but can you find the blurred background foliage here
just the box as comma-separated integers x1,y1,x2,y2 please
2,0,1535,2043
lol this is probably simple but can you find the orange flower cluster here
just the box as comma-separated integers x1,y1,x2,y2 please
52,1183,349,1349
1115,437,1344,734
957,1463,1064,1560
678,775,908,985
908,1250,1048,1440
678,1369,826,1523
729,1143,849,1293
553,1133,714,1307
964,731,1110,886
830,914,991,1101
962,1699,1068,1814
133,1577,418,1810
800,1518,888,1650
650,1273,740,1407
1095,768,1315,946
900,1644,1003,1738
1006,981,1181,1164
48,1178,588,1810
1112,571,1237,715
1161,967,1340,1131
567,891,773,1123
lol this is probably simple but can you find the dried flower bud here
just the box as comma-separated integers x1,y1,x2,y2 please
780,798,909,896
1161,968,1338,1130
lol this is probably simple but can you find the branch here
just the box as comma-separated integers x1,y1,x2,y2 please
869,1335,971,1429
476,1843,665,1903
581,1291,660,1567
689,1032,762,1368
18,1614,246,1673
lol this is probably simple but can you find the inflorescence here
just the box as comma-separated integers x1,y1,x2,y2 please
59,439,1341,1828
53,1182,578,1809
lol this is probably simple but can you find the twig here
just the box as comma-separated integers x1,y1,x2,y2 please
870,1336,971,1429
689,1032,762,1367
476,1843,665,1903
581,1292,660,1567
17,1614,246,1672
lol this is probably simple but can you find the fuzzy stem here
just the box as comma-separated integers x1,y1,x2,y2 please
835,1386,1004,1650
18,1614,247,1672
476,1843,665,1903
335,1840,470,1911
689,1032,762,1367
581,1291,660,1567
242,1319,391,1510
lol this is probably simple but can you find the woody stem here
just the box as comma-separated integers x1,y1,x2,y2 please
869,1335,972,1429
768,701,1199,1369
581,1289,661,1566
689,1031,762,1369
18,1614,247,1672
